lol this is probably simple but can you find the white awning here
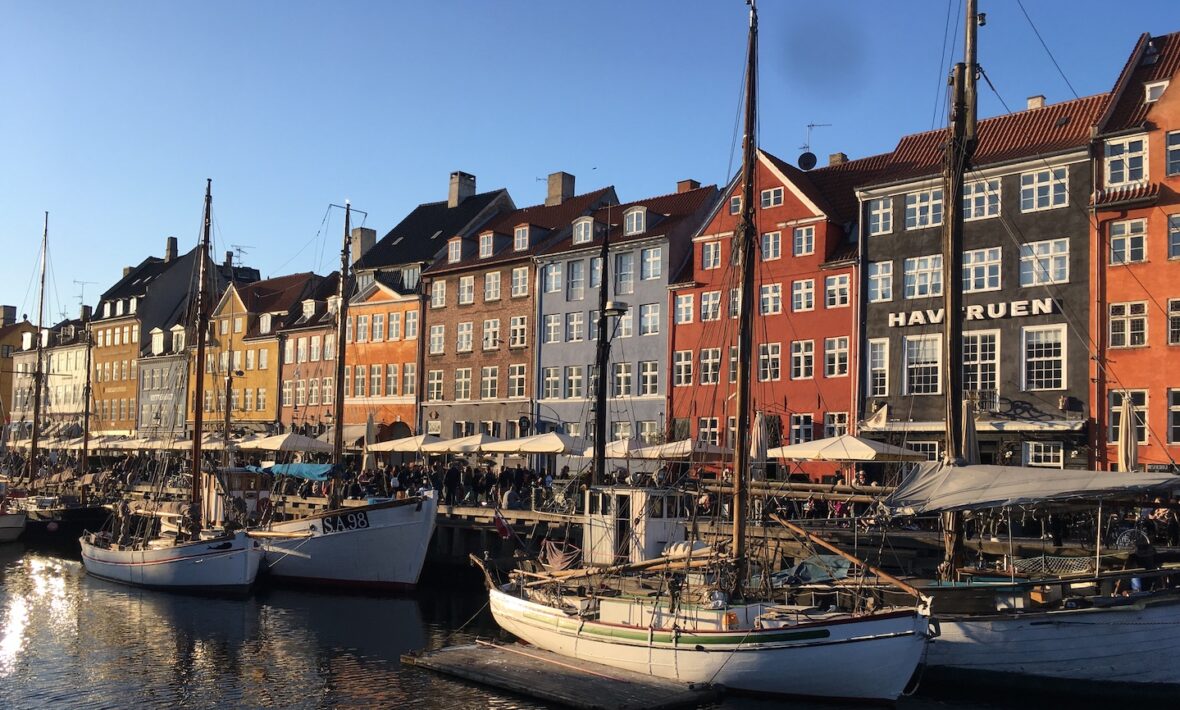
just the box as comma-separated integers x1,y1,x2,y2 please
860,419,1085,433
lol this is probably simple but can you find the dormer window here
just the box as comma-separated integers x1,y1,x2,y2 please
729,196,741,215
151,329,165,355
479,232,494,258
447,239,462,263
401,265,420,291
115,300,124,316
1105,136,1147,187
514,226,529,251
259,313,272,334
1146,80,1169,103
302,300,316,319
326,296,340,316
129,297,137,314
171,326,185,352
572,218,594,245
103,302,111,318
623,207,647,236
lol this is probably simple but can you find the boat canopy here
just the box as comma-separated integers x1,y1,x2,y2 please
248,463,335,481
884,461,1180,515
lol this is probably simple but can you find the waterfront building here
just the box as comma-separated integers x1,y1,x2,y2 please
0,307,36,435
9,313,89,442
668,150,881,481
419,173,615,442
1091,31,1180,471
535,180,716,464
856,95,1106,468
276,272,340,437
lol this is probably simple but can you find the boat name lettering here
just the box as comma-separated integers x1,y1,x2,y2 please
322,511,369,534
887,298,1056,328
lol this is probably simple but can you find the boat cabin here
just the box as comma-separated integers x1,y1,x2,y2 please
583,486,692,565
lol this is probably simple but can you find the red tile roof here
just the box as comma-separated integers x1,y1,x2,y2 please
802,151,896,223
1101,32,1180,134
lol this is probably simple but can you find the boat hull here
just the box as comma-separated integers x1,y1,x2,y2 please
260,493,437,589
488,586,929,702
929,593,1180,686
24,504,110,542
0,512,26,542
79,530,263,594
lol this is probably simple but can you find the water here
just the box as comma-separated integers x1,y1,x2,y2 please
0,544,1047,709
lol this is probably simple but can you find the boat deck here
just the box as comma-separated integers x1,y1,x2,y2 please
401,641,721,709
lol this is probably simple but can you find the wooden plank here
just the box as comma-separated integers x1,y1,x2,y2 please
402,642,719,710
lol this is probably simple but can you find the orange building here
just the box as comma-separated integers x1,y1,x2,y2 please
1091,32,1180,471
277,274,339,435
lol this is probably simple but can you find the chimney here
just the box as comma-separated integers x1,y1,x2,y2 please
0,305,14,327
828,152,848,166
165,236,177,262
225,251,233,269
351,227,376,265
677,179,701,193
123,266,134,277
80,304,92,323
546,171,575,207
1027,95,1045,110
448,171,476,208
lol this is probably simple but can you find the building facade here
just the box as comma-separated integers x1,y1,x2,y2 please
0,307,36,434
278,274,339,436
9,316,89,442
343,273,419,441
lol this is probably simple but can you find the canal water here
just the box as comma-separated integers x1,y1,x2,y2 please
0,544,1047,709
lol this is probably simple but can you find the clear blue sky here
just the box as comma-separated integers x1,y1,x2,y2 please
2,0,1176,323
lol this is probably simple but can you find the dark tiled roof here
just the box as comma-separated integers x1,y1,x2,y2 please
282,272,340,330
1102,32,1180,134
373,269,417,294
540,185,718,256
0,320,34,341
354,189,510,271
99,256,168,301
236,272,319,315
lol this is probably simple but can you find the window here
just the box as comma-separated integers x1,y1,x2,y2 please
868,261,892,303
761,232,781,260
640,247,662,280
1024,442,1064,468
430,280,446,308
386,364,398,396
480,366,498,399
638,361,658,396
624,207,646,235
616,310,633,338
484,271,501,301
868,197,892,235
701,291,721,321
370,364,382,397
509,316,527,347
566,261,585,300
963,331,998,396
565,366,584,398
1168,132,1180,176
792,226,814,256
1146,80,1169,103
544,314,562,343
402,365,415,395
446,367,468,401
405,311,418,338
791,280,814,311
638,420,659,444
612,363,632,397
353,367,365,400
673,350,693,386
573,218,594,245
1110,302,1148,347
868,339,889,397
904,188,943,229
675,294,694,324
566,312,584,341
729,288,740,319
481,318,500,350
282,380,292,407
1110,219,1146,264
1020,238,1069,286
1020,167,1068,211
963,247,1002,292
543,263,562,293
904,255,943,298
429,325,445,354
508,364,526,398
701,242,721,269
1023,325,1066,390
427,370,443,401
962,179,1000,220
760,284,782,315
1170,299,1180,345
541,367,561,399
358,315,373,343
788,341,810,380
1170,215,1180,259
824,336,849,377
514,226,529,251
825,274,850,307
729,195,741,215
1170,390,1180,444
511,266,529,297
456,321,474,352
1109,391,1148,446
478,232,494,258
614,252,634,295
589,257,602,288
639,304,659,335
700,348,721,384
790,414,814,445
904,334,941,395
824,412,849,438
760,187,783,208
698,417,719,445
1104,136,1147,186
259,313,272,334
447,239,461,263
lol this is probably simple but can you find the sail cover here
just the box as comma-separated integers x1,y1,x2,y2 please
884,461,1180,515
266,463,335,481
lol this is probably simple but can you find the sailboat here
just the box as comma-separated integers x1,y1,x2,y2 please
78,180,263,593
477,4,932,702
251,202,438,589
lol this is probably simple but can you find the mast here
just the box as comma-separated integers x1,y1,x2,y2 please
29,212,48,487
191,179,214,531
81,321,92,476
222,259,235,469
592,208,612,486
939,0,980,580
332,203,352,464
730,0,758,589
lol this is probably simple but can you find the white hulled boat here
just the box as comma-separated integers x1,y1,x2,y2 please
0,510,26,542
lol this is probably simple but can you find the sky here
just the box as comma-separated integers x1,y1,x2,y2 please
2,0,1176,324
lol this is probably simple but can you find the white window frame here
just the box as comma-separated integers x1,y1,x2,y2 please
1109,301,1148,348
447,239,462,263
788,340,811,380
760,186,784,209
825,274,850,308
1146,80,1169,103
1104,136,1147,187
903,334,942,396
458,275,475,304
673,350,693,386
639,303,660,335
963,329,999,398
479,232,494,258
824,412,849,438
1167,131,1180,177
1020,238,1069,286
868,338,889,397
701,241,721,270
903,254,943,298
566,260,585,300
904,188,943,229
791,279,814,312
511,266,529,297
699,348,721,385
456,321,474,352
1021,324,1067,392
1020,167,1068,212
484,271,501,301
962,247,1002,293
429,324,445,355
675,294,694,324
761,231,781,261
868,197,892,236
543,263,562,293
1109,390,1149,445
962,178,1000,221
640,247,662,280
543,314,562,344
1110,219,1147,265
868,261,892,303
1023,441,1064,468
430,280,446,308
623,207,646,236
701,291,721,321
513,226,529,251
573,218,594,245
760,283,782,315
824,336,849,378
792,226,814,256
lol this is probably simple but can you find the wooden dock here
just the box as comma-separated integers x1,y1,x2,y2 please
401,641,720,709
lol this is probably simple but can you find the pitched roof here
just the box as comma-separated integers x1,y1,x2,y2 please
99,256,169,301
281,272,340,330
234,272,319,315
1101,32,1180,134
803,151,896,223
0,320,34,341
540,184,718,256
354,189,510,271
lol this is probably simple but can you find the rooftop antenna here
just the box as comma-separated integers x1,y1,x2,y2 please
73,279,96,311
797,122,831,170
229,244,253,264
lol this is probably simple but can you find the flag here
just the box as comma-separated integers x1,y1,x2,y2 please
493,511,511,540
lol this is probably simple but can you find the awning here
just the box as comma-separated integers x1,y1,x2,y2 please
859,419,1086,433
629,438,734,460
317,425,367,448
480,432,583,455
367,434,441,453
419,433,501,454
883,460,1180,515
767,434,928,462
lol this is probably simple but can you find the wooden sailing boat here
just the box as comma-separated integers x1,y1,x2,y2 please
78,180,263,593
253,202,439,589
479,4,932,701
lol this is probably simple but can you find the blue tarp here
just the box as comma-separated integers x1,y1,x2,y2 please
256,463,336,481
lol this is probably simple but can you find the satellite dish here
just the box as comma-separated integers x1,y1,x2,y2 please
798,152,817,170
